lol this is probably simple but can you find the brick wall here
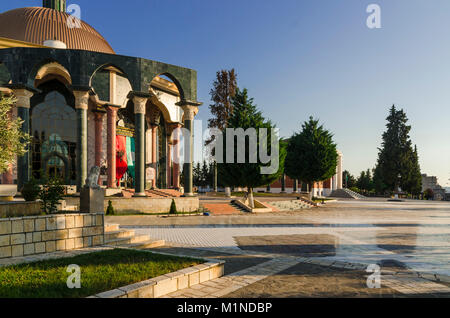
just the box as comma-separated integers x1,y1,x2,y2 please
0,213,104,259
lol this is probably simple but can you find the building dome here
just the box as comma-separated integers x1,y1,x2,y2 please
0,7,115,54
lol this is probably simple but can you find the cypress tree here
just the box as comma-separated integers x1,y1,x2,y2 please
285,117,338,199
374,105,421,194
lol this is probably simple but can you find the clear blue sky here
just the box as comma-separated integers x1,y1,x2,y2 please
3,0,450,186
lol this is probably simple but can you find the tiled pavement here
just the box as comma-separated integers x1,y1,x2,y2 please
158,245,450,298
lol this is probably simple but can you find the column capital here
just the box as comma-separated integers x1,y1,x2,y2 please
73,90,90,110
12,88,34,108
133,96,147,114
180,105,198,121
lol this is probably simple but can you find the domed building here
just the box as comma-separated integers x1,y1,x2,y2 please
0,0,201,202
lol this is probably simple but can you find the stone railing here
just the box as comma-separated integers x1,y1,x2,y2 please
0,213,104,259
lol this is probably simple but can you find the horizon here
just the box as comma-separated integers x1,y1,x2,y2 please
1,0,449,186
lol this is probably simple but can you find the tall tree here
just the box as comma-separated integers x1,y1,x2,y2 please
343,170,356,188
207,69,238,192
374,105,421,194
0,94,31,174
402,145,422,196
285,117,338,199
217,88,286,207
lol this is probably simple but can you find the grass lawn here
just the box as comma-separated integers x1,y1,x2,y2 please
0,248,201,298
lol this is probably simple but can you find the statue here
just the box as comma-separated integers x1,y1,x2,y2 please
84,166,101,189
80,166,104,213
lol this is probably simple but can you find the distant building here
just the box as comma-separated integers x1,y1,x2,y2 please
421,174,446,200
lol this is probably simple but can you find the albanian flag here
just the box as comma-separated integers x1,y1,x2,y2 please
116,135,128,186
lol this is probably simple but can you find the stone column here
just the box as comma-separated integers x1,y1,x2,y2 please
13,89,33,191
172,124,182,189
73,90,90,191
133,96,147,197
106,105,119,188
180,105,195,197
151,125,158,189
337,151,343,189
93,111,105,185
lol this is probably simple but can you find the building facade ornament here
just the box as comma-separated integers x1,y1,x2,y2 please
73,90,90,110
13,89,34,108
133,96,147,114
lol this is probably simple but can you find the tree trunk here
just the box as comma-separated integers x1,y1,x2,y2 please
248,187,254,209
308,182,314,200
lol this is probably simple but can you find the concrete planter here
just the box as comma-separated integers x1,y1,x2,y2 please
0,185,17,201
89,252,225,298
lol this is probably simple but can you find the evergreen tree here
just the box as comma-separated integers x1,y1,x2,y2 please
285,117,338,199
403,145,422,196
343,170,356,188
375,105,421,194
217,88,286,207
356,169,374,193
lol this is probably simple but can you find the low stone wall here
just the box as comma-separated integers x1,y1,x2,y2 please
0,201,41,218
105,197,199,214
0,213,104,259
90,259,225,298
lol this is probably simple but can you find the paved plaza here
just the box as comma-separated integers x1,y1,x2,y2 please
108,198,450,297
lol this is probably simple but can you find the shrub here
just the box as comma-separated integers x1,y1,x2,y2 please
39,176,65,214
424,188,434,200
106,200,115,215
169,199,177,214
21,178,41,202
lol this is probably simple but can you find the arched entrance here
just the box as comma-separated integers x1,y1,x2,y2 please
31,91,77,184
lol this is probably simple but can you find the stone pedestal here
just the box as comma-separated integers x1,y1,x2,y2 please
80,187,105,213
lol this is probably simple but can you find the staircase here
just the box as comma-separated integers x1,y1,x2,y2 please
104,224,165,249
230,200,250,213
330,188,366,200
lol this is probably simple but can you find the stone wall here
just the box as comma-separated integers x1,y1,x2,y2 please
0,213,104,259
105,197,199,214
0,202,41,218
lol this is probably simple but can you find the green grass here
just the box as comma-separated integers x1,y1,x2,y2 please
0,249,201,298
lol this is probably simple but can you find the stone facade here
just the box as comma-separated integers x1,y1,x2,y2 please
0,213,104,259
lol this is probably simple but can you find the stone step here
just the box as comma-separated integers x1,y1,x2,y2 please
105,234,151,246
118,239,166,249
104,224,120,232
104,229,135,241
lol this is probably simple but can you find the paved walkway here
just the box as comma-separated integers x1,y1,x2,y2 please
120,199,450,297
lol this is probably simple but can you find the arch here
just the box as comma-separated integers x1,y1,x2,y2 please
34,62,72,87
150,72,184,100
41,151,71,184
27,58,72,88
90,63,133,106
31,78,75,109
